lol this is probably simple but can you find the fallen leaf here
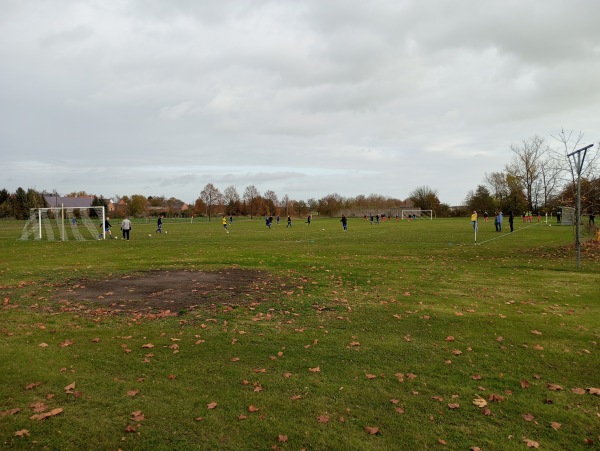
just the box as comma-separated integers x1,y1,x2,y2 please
38,343,48,348
395,407,405,414
471,374,482,380
522,413,535,422
248,405,259,412
520,380,530,389
30,402,47,413
445,336,455,341
25,382,43,390
438,438,447,445
64,382,76,394
488,393,505,403
523,438,540,448
30,408,63,420
14,429,30,437
277,435,288,442
550,422,561,431
207,402,217,410
0,408,21,416
127,390,139,397
125,425,136,433
530,330,542,335
587,387,600,395
237,414,247,420
59,339,74,347
142,343,154,348
547,384,562,391
309,367,320,373
317,415,329,423
473,397,487,408
365,374,377,379
131,411,145,422
571,387,586,394
364,426,380,435
447,403,460,409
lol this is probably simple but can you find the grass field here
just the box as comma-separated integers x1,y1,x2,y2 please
1,217,599,450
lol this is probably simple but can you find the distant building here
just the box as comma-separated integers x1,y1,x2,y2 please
43,194,114,212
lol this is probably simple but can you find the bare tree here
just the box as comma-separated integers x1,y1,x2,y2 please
505,136,548,211
200,183,222,222
484,171,509,209
223,185,240,215
551,129,600,206
243,185,260,219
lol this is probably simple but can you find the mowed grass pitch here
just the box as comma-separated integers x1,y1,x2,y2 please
0,217,599,450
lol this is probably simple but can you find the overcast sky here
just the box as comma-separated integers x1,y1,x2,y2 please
2,0,599,206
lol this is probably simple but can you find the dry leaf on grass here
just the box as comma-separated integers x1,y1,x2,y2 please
131,411,145,422
523,438,540,448
14,429,30,437
207,402,217,410
472,397,487,408
30,408,63,420
550,422,561,431
364,426,380,435
317,415,329,423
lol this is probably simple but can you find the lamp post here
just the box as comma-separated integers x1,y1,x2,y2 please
567,144,594,269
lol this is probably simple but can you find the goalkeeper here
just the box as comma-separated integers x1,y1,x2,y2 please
100,217,113,239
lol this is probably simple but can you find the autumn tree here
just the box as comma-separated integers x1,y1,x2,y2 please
129,194,148,218
318,193,343,217
200,183,222,222
263,190,278,215
465,185,495,213
408,186,441,213
243,185,260,219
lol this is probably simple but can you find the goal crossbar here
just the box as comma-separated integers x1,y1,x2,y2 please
401,210,433,220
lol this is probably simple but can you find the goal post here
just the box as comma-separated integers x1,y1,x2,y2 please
401,210,433,220
20,205,106,241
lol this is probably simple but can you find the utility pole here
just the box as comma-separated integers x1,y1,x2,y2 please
567,144,594,269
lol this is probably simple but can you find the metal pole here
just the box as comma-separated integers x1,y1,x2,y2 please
567,144,593,269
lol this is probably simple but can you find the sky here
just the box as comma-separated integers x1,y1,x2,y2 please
2,0,599,206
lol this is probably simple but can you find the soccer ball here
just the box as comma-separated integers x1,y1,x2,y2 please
149,234,152,237
165,231,168,234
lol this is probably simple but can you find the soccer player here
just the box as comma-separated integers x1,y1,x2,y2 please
121,217,132,240
287,215,292,227
340,215,347,231
156,215,163,233
101,217,113,239
222,216,229,233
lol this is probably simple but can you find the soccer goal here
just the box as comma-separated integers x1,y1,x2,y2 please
401,210,433,220
19,206,106,241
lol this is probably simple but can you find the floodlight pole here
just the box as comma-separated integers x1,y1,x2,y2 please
567,144,593,269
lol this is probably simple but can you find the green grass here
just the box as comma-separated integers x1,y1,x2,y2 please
1,217,599,450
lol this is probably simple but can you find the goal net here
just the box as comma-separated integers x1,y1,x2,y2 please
401,209,433,220
19,206,106,241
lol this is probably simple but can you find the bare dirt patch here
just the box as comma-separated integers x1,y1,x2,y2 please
53,269,272,314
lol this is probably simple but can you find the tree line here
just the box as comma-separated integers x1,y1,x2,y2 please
2,131,598,220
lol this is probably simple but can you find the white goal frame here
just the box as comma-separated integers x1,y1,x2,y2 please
401,209,433,220
20,205,106,241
